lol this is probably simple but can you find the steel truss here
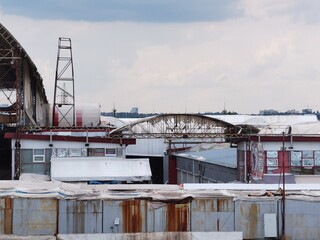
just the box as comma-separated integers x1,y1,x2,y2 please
109,114,242,141
53,37,75,127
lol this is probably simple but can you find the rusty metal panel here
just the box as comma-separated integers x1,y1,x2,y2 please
191,198,234,231
57,232,243,239
147,200,191,232
58,200,102,234
0,198,13,234
102,200,147,233
285,199,320,239
166,202,190,232
12,198,57,236
235,199,278,239
146,202,168,232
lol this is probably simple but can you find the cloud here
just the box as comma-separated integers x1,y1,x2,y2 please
1,1,320,114
255,36,295,64
0,0,242,23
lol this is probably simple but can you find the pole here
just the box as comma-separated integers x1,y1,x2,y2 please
282,132,285,238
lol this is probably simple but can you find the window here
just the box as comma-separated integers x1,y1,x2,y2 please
52,148,88,158
105,148,116,156
291,151,301,167
88,148,105,156
302,151,314,167
266,151,278,173
33,149,45,162
315,151,320,166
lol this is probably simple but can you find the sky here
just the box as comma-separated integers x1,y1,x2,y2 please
0,0,320,114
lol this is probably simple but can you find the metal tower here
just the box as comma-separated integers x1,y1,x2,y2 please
52,37,75,127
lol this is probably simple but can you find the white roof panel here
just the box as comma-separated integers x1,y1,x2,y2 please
51,157,152,182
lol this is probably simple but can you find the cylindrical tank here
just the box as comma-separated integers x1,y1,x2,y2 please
51,103,101,127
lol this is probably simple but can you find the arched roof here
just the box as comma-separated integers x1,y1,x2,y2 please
109,113,235,139
0,23,48,103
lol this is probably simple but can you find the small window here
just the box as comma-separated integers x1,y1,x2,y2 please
303,151,313,158
33,149,45,162
303,159,314,167
105,149,116,156
88,148,105,156
291,151,302,167
302,150,314,167
315,151,320,166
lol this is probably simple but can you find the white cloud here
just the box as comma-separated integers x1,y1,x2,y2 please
1,2,320,114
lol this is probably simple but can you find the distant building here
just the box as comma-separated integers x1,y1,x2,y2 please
130,107,139,114
285,109,299,114
302,108,312,114
259,109,279,115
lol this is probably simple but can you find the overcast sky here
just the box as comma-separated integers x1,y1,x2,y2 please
0,0,319,114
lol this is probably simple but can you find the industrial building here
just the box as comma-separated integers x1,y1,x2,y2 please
2,22,320,239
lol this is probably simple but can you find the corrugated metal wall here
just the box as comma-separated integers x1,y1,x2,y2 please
191,198,234,232
234,199,279,239
13,198,57,236
0,196,320,239
176,156,237,183
59,200,102,234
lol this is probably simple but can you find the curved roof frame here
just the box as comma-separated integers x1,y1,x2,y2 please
0,23,48,126
109,113,236,139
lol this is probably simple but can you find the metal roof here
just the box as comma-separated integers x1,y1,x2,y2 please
175,147,237,168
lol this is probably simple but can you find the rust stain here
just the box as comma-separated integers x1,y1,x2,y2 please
74,201,86,233
122,200,142,233
246,203,259,239
193,199,205,212
4,198,12,234
216,198,231,212
167,203,190,232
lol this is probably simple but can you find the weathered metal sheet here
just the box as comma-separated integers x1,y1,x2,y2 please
103,200,147,233
147,200,191,232
12,198,57,236
191,198,234,231
57,232,243,240
58,200,102,234
285,199,320,239
0,198,13,234
235,199,278,239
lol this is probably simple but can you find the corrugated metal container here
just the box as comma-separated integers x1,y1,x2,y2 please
191,197,234,232
234,199,279,239
285,199,320,239
12,198,57,236
58,200,102,234
103,200,147,233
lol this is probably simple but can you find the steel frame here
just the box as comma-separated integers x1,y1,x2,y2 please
109,114,236,140
52,37,75,127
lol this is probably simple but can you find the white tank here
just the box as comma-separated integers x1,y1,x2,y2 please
51,103,101,127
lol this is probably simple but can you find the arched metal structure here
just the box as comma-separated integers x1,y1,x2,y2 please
109,113,238,141
0,23,49,127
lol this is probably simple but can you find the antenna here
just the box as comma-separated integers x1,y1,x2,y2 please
112,102,117,117
52,37,75,127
